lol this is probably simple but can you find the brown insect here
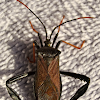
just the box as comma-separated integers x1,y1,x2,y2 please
6,0,94,100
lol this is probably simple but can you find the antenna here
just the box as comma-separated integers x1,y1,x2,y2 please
17,0,48,40
50,17,94,40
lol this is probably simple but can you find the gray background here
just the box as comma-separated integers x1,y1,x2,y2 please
0,0,100,100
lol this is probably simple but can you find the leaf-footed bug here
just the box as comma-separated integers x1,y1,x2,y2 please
6,0,94,100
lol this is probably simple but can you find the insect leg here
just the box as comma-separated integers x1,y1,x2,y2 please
52,15,65,47
27,43,35,63
27,40,40,63
55,40,85,49
6,71,35,100
33,40,40,49
60,71,90,100
29,21,43,47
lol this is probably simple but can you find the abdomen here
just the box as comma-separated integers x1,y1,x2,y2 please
35,55,61,100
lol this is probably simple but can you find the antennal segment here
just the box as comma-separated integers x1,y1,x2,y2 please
50,17,94,40
17,0,48,40
52,15,65,47
29,21,43,47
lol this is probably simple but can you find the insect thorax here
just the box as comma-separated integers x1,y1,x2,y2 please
36,47,61,66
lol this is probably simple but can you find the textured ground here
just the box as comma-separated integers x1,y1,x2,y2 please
0,0,100,100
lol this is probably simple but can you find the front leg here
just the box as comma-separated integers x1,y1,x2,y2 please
60,71,90,100
6,71,35,100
